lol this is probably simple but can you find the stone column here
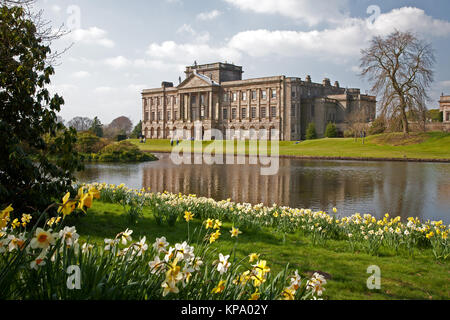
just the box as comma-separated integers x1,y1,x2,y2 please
209,91,213,121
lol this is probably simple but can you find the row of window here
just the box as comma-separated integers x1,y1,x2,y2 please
223,89,278,103
145,96,179,107
223,107,277,120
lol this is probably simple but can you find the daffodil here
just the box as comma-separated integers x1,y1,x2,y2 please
214,220,222,230
184,211,194,222
205,219,214,229
162,280,179,297
57,193,77,217
281,287,296,300
153,236,169,253
230,227,242,238
30,228,56,250
78,193,93,213
211,280,226,294
249,289,260,300
249,253,260,263
217,253,231,274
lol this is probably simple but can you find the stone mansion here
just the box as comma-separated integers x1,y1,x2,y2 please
141,62,376,141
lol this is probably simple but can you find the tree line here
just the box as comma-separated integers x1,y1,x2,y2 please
60,116,142,140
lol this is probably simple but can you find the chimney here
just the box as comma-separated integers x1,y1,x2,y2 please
306,75,311,83
334,81,340,88
323,78,331,86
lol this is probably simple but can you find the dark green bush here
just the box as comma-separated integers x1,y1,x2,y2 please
306,122,317,140
325,122,338,138
97,141,157,162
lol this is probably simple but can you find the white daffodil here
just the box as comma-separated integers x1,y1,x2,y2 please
149,256,166,274
133,236,148,257
120,229,133,245
164,247,176,262
162,280,179,297
30,228,56,250
82,243,94,254
59,226,79,248
104,238,118,251
175,241,194,262
290,270,302,290
30,253,46,270
217,253,231,274
153,236,169,253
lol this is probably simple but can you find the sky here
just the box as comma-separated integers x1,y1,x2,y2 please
34,0,450,126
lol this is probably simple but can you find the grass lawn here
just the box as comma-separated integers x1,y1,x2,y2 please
67,201,450,300
130,132,450,160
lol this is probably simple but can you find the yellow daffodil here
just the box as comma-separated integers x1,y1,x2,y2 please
184,211,194,222
249,289,260,300
249,253,260,263
205,219,214,229
211,280,226,294
11,219,20,229
214,220,222,230
0,205,13,229
78,193,93,213
58,192,77,216
281,287,296,300
230,227,242,238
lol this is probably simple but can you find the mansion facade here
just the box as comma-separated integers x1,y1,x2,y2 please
141,62,376,141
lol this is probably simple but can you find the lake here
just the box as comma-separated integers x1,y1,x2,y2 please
76,153,450,224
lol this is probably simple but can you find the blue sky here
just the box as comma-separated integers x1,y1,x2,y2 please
36,0,450,125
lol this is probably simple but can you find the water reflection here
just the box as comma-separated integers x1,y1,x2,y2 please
76,154,450,223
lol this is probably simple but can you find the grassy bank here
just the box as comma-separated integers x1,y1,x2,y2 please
130,132,450,160
68,201,449,300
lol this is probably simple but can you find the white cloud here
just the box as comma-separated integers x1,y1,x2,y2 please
176,24,210,43
196,10,222,21
224,0,349,26
72,71,91,79
94,86,114,94
105,56,131,69
227,7,450,60
70,27,115,48
146,41,241,66
50,5,61,14
440,81,450,88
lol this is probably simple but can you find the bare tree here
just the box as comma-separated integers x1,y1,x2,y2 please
1,0,71,66
360,30,435,134
67,117,93,132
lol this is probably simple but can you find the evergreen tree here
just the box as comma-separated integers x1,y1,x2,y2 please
131,121,142,139
325,122,338,138
306,122,317,140
89,116,104,137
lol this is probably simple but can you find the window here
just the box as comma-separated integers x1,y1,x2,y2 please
242,92,247,101
291,105,296,117
251,107,257,119
311,105,315,117
174,111,178,120
252,91,257,100
232,92,238,102
223,93,229,102
262,90,267,100
157,111,161,121
447,112,450,121
271,107,277,118
151,112,155,121
167,111,171,121
241,108,246,119
223,108,228,119
192,95,196,104
232,108,237,119
261,107,267,118
144,112,149,122
292,91,296,98
271,89,277,99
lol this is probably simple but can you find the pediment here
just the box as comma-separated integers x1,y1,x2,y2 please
177,73,219,89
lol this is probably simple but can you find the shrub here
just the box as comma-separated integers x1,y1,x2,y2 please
306,123,317,140
325,122,338,138
369,118,387,135
344,130,354,138
98,141,157,162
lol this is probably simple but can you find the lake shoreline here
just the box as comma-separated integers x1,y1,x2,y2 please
142,150,450,164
